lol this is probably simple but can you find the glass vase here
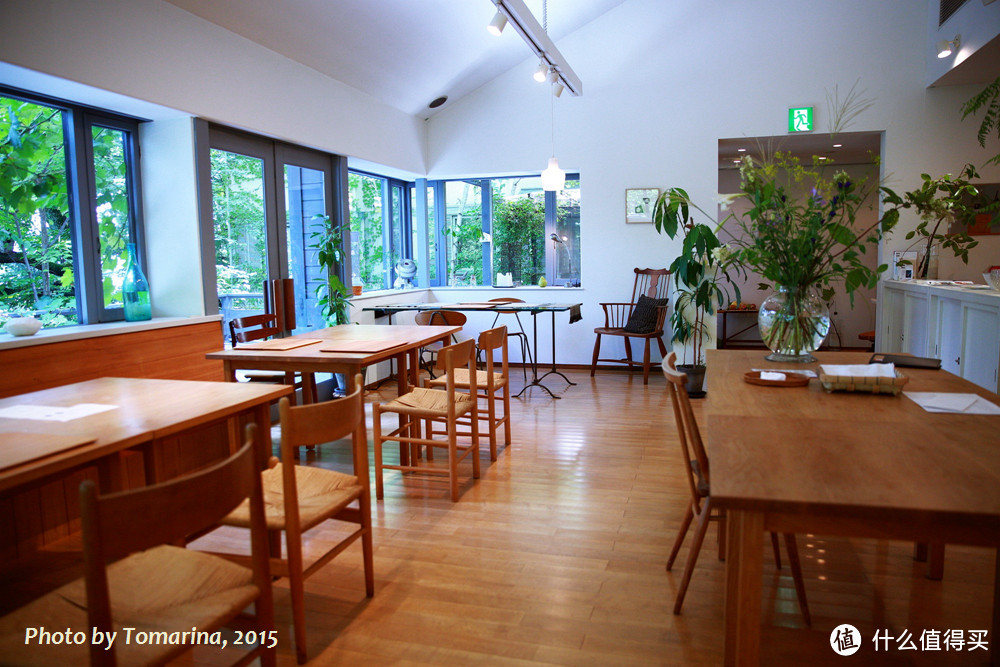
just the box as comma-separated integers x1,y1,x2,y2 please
757,285,830,363
123,242,152,321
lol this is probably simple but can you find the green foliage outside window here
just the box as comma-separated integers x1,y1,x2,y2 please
211,149,266,302
348,172,386,290
0,96,75,326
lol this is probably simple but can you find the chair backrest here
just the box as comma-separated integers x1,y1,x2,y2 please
414,310,468,327
80,424,270,664
661,352,709,507
477,326,509,387
229,313,280,346
630,267,672,305
277,374,368,521
435,338,478,407
489,297,525,314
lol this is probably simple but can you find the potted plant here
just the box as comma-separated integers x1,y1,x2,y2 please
310,214,352,326
653,190,739,395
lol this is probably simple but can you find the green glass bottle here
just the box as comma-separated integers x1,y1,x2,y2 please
123,242,152,321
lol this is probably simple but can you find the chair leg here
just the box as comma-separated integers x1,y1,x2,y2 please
590,334,602,376
624,338,634,370
674,498,713,615
770,532,783,569
502,384,512,446
286,535,308,664
716,509,727,560
470,403,480,480
642,339,652,384
667,501,695,571
373,405,384,500
783,533,811,626
448,420,459,502
486,392,497,461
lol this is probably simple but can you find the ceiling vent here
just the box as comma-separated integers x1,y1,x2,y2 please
939,0,970,25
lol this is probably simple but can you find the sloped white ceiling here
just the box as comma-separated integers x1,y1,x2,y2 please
164,0,626,117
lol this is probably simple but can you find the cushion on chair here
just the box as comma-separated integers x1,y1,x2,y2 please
429,368,506,390
0,545,258,665
225,464,361,531
623,295,669,334
383,386,475,418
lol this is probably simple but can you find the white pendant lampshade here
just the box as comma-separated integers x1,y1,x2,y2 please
541,156,565,191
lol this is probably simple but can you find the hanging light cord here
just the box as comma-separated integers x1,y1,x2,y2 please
550,81,556,157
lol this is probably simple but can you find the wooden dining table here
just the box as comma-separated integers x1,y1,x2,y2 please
0,377,291,497
704,349,1000,666
206,323,460,394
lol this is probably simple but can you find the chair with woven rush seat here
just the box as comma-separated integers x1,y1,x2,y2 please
219,374,373,665
229,312,318,404
374,338,480,502
0,425,275,667
661,353,810,624
591,267,672,384
488,297,533,381
429,326,511,461
414,309,468,379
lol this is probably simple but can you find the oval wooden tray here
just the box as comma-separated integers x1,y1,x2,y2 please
743,370,811,387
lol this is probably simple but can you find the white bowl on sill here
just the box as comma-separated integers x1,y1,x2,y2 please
4,317,42,337
989,269,1000,292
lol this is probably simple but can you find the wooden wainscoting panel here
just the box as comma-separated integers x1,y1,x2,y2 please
0,320,224,398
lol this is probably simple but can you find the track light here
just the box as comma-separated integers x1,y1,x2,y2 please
487,11,507,36
546,67,559,84
552,82,564,98
533,60,548,82
937,35,960,58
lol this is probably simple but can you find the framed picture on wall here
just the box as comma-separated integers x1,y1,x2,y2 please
626,188,659,224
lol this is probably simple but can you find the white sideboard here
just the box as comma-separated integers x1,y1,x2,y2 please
876,280,1000,393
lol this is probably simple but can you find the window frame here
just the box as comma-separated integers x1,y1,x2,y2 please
0,84,146,325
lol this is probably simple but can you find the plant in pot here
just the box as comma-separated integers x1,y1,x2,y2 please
653,189,740,396
310,214,353,394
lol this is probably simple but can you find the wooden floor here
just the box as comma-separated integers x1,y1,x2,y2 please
182,369,992,665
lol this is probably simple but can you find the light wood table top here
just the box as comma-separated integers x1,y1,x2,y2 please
704,349,1000,666
0,377,290,495
206,324,461,380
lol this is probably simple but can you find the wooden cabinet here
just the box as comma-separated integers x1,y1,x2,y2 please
878,281,1000,392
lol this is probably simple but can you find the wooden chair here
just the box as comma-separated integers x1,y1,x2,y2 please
0,425,275,667
488,297,532,381
220,375,373,664
591,267,672,384
414,310,468,378
373,338,480,502
429,326,511,461
229,313,318,404
661,353,810,624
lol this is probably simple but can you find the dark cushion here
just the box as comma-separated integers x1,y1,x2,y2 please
623,295,668,334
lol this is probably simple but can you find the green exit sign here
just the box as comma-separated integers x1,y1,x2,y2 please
789,107,813,132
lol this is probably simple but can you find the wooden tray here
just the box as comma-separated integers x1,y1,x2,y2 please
743,371,811,388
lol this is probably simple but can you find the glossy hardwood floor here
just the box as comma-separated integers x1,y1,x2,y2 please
188,369,995,666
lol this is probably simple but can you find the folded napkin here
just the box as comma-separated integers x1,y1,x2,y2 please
759,371,786,381
820,363,896,378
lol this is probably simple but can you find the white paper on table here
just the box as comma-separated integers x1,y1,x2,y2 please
903,392,1000,415
0,403,119,422
759,371,787,381
820,363,896,378
751,368,818,378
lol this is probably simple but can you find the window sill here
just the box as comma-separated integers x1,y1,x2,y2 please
0,315,222,350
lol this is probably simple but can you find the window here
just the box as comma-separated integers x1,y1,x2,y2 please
0,87,144,327
207,125,341,334
429,175,580,287
347,171,410,291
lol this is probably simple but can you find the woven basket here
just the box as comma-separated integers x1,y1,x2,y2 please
819,369,908,395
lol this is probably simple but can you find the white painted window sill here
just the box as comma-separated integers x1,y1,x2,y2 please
0,315,222,350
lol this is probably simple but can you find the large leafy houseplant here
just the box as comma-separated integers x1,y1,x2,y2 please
653,192,738,369
310,214,352,326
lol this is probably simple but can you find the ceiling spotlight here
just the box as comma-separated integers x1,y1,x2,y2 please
533,60,548,82
552,82,564,98
546,67,559,84
937,35,960,58
487,11,507,36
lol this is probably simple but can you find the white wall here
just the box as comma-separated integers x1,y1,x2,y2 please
0,0,425,173
426,0,1000,365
